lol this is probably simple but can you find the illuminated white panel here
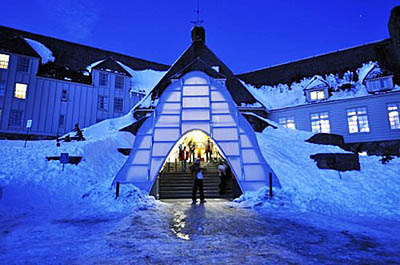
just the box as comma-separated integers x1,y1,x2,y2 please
182,109,210,120
212,102,231,114
213,127,238,140
242,149,260,163
182,97,209,108
211,91,227,102
184,76,207,85
182,85,209,96
136,135,152,149
212,114,235,127
154,128,180,141
150,157,164,179
182,122,210,134
155,115,180,127
132,150,150,164
228,157,242,180
159,103,180,114
240,134,252,148
161,91,181,102
218,142,239,156
125,166,148,182
244,165,268,181
152,142,173,157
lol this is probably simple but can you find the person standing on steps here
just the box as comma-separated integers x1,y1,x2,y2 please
217,161,227,195
190,158,206,203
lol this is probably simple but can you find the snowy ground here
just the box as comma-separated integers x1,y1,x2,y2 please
1,113,400,263
1,199,399,264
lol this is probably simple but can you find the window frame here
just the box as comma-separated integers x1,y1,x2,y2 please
310,111,331,133
0,53,10,70
115,75,124,89
278,116,296,129
9,109,24,127
114,97,123,113
346,106,370,134
14,83,27,99
99,72,108,87
97,95,108,111
387,103,400,130
17,56,30,72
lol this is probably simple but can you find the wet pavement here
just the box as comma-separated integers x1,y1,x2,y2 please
1,199,400,264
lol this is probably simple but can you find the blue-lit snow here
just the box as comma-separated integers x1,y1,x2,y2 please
1,112,400,263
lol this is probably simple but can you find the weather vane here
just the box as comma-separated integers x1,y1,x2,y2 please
191,0,203,26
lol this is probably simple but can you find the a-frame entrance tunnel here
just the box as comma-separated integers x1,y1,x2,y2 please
154,129,239,199
113,71,281,196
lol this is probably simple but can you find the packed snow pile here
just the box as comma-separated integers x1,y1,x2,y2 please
24,38,55,64
235,123,400,218
243,61,400,110
0,112,154,217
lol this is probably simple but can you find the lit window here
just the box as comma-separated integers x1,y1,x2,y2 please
59,115,65,127
17,57,30,72
61,89,68,101
0,54,10,69
14,83,27,99
347,107,370,133
97,95,108,110
278,116,296,129
9,110,23,126
115,75,124,89
309,90,325,101
388,103,400,130
99,72,108,86
114,98,123,112
311,112,330,133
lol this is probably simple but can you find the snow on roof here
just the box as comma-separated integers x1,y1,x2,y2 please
243,61,399,110
24,38,55,64
304,76,329,90
116,61,166,94
357,61,379,83
86,59,105,72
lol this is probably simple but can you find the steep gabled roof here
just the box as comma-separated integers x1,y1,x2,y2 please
0,35,40,58
92,57,132,76
0,25,169,84
237,39,396,87
150,27,259,105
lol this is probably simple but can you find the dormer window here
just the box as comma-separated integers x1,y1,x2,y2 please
362,64,393,93
365,76,393,93
304,76,329,102
0,54,9,69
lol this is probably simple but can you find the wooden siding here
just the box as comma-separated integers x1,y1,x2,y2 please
268,92,400,143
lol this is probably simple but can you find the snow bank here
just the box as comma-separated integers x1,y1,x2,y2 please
243,61,399,110
0,113,154,217
24,38,55,64
234,124,400,218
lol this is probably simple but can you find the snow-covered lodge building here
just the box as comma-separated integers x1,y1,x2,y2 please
0,6,400,157
0,26,169,139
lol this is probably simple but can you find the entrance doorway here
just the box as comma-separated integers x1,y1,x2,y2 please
152,130,242,200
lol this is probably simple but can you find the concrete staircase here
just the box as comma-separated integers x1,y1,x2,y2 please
158,162,233,199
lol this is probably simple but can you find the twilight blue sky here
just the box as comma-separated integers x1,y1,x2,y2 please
1,0,399,73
